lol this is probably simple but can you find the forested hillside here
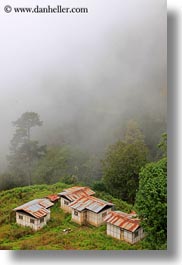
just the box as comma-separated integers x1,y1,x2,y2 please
0,112,165,192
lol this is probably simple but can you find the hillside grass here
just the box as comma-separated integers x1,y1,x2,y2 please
0,182,144,250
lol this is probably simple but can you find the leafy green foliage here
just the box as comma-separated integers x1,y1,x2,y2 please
92,180,106,192
158,133,167,157
135,157,167,249
102,122,148,203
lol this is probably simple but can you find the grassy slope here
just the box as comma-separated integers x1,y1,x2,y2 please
0,182,144,250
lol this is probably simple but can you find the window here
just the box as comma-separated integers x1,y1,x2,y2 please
30,218,35,224
19,215,23,220
40,217,44,223
74,210,78,216
64,200,69,205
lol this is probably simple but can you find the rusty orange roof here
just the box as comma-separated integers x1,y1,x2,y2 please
58,186,95,201
14,199,54,219
104,211,140,232
46,194,60,202
69,195,114,213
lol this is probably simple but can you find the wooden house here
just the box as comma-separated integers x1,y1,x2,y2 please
13,199,54,231
69,195,114,227
104,211,145,244
58,186,95,213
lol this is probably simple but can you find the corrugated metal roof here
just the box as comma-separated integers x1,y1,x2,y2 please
104,211,140,232
58,186,95,201
14,199,54,219
46,194,60,202
69,196,114,213
39,199,54,208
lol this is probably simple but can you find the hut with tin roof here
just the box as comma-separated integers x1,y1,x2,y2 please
104,211,145,244
13,198,54,230
69,195,114,227
58,186,95,213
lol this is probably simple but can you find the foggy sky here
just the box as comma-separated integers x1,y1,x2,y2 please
0,0,166,171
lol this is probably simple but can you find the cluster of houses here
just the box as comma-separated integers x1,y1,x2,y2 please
13,186,145,244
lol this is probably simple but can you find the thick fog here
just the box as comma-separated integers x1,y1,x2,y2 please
0,0,166,171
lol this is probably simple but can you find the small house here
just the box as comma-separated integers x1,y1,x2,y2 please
104,211,145,244
58,186,95,213
69,195,114,227
13,198,54,230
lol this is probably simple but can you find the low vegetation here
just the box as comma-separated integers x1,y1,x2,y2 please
0,182,144,250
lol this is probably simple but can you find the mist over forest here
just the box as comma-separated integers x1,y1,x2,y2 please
0,0,166,177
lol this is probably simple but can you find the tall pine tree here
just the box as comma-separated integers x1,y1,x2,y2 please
8,112,46,185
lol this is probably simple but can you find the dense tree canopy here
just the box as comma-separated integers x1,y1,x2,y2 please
102,121,148,203
158,132,167,158
33,145,101,185
135,157,167,249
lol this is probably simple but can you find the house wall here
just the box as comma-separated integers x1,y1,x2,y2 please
60,197,72,213
16,212,50,231
71,210,85,225
107,223,121,239
71,208,112,227
87,208,112,227
123,230,133,243
131,227,145,244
